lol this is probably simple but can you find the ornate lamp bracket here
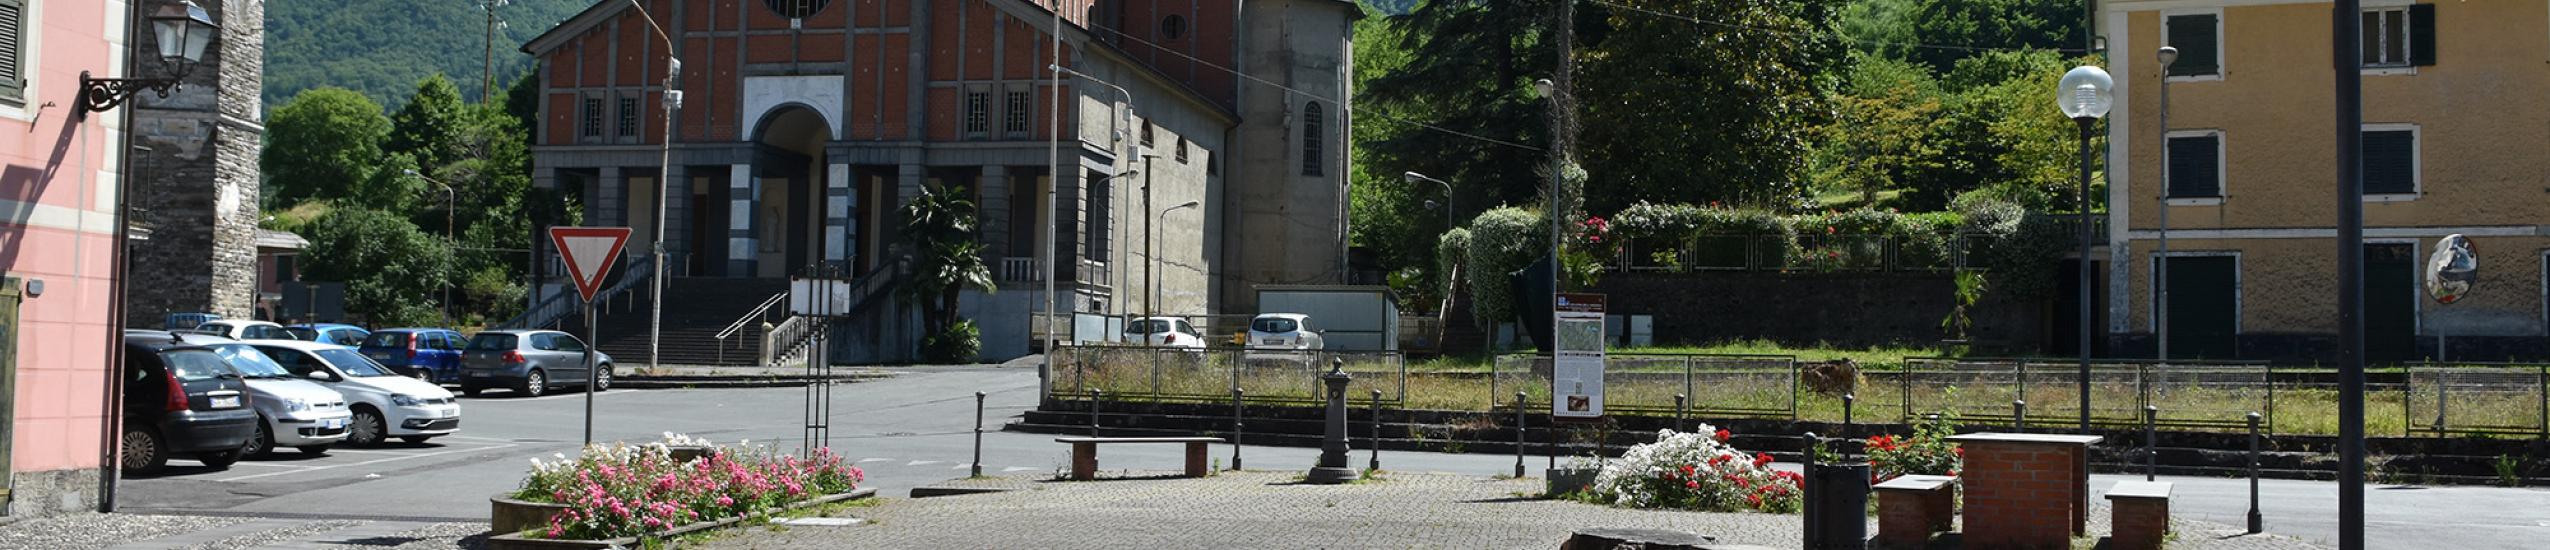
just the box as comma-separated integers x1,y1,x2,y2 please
77,71,182,118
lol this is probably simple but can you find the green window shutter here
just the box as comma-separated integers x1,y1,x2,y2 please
2409,4,2437,66
2166,14,2220,77
2362,130,2417,195
2168,135,2222,198
0,0,25,105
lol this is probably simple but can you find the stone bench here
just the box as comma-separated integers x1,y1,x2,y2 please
1055,437,1225,481
1872,474,1957,547
2105,480,2173,550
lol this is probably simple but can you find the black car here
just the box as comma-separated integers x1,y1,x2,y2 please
121,334,260,473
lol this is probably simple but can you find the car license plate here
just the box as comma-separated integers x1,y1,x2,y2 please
210,396,239,408
469,372,490,378
369,352,394,361
1261,339,1283,345
324,418,345,429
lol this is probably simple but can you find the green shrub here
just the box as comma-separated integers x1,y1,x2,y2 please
1436,228,1471,299
1958,198,2067,300
1612,201,1706,241
923,319,982,364
1464,207,1546,330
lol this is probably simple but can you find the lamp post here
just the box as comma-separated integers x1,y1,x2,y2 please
2057,65,2113,435
1152,200,1201,324
2156,46,2177,362
1047,64,1137,350
78,0,219,117
1402,171,1454,233
1534,77,1562,318
2333,0,2370,546
626,0,682,385
404,169,458,328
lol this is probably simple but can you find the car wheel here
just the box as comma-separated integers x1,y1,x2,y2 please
594,365,612,392
197,449,242,469
296,445,330,455
348,407,387,446
461,385,482,397
400,436,434,444
518,370,547,397
121,426,168,474
241,417,274,457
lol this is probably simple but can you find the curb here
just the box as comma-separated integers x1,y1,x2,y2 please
908,486,1018,498
616,373,894,389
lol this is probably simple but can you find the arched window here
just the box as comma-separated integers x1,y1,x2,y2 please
763,0,832,19
1301,101,1325,177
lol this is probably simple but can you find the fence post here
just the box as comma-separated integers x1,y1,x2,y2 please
1232,387,1245,470
1843,393,1856,437
1490,357,1501,412
1674,393,1688,433
1089,389,1103,438
1514,391,1527,478
2539,364,2547,440
1370,389,1383,471
2433,366,2448,434
2014,399,2028,432
972,392,986,478
2247,411,2263,534
1789,356,1801,422
2144,405,2159,481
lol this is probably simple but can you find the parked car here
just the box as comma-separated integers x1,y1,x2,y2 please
358,328,466,384
153,332,355,456
120,333,258,473
196,320,294,341
1124,317,1207,349
285,323,372,347
250,340,461,446
1244,313,1325,362
458,330,614,398
165,312,221,331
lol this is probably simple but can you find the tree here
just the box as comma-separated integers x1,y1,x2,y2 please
1359,0,1567,213
302,208,451,325
389,74,469,169
899,184,996,363
264,87,390,206
1906,0,2083,72
1575,0,1843,213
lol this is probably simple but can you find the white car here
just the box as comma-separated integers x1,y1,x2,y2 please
196,320,295,341
1124,317,1207,349
1245,314,1325,361
247,340,461,446
168,333,354,456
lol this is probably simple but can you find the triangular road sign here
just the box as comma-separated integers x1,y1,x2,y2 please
549,227,633,301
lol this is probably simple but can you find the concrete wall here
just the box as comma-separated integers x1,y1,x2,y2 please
1221,0,1354,313
2,0,135,516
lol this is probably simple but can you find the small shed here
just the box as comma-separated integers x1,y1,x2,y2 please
1256,285,1400,352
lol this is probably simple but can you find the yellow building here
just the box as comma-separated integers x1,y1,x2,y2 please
2104,0,2550,361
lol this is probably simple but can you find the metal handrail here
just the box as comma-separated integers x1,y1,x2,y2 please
717,292,789,342
497,253,654,330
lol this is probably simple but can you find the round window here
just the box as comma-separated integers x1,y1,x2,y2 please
1161,14,1187,40
763,0,833,19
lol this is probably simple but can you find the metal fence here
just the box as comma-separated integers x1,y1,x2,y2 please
1612,234,1972,273
1044,347,2550,438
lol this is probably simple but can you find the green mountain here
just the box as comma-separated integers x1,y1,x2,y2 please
267,0,594,108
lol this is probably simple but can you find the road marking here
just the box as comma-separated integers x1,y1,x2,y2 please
906,460,940,466
223,462,318,469
1003,467,1037,472
857,458,891,463
213,442,518,482
950,463,974,469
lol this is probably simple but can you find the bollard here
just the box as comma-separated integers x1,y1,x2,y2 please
1675,393,1688,433
1088,389,1103,438
972,391,985,478
2145,405,2160,481
1514,392,1528,478
1232,387,1245,470
1802,432,1820,548
2014,399,2028,432
2247,411,2263,534
1842,393,1856,437
1304,359,1357,484
1370,389,1383,471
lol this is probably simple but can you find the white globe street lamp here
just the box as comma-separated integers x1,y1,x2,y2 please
2057,64,2113,435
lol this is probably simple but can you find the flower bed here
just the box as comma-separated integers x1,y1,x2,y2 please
1581,425,1804,513
500,433,866,543
1868,415,1962,481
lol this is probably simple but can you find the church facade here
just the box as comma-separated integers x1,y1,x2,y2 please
521,0,1356,361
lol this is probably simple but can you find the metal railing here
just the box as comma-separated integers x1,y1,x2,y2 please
1047,345,1407,406
497,253,655,330
715,292,789,363
999,257,1043,283
1611,233,1970,274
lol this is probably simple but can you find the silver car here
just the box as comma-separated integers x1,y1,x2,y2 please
162,332,354,455
458,330,614,398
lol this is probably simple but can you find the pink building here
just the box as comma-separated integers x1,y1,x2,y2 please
1,0,135,516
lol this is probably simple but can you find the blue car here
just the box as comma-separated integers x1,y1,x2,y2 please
357,328,465,384
286,323,371,347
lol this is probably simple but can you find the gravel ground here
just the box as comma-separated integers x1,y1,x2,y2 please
174,520,363,550
377,522,497,550
0,513,250,550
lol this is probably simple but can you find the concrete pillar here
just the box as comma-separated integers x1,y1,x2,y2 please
1052,168,1083,292
727,163,758,276
891,164,925,264
979,165,1011,261
597,166,625,227
825,163,854,271
663,165,691,276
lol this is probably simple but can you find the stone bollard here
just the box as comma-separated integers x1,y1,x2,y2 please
1304,359,1358,484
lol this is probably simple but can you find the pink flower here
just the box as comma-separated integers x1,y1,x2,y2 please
716,496,734,507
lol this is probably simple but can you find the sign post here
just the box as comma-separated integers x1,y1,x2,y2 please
550,227,632,449
1552,293,1607,421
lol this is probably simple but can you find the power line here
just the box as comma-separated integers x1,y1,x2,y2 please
1082,24,1542,152
1584,0,2090,55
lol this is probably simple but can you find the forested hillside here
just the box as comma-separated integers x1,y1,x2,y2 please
267,0,591,107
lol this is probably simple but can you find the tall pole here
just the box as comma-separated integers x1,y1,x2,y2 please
582,304,597,448
2156,49,2174,362
1144,154,1155,322
2077,117,2096,434
445,187,455,328
482,0,495,102
629,2,679,383
2333,0,2368,546
1044,6,1062,361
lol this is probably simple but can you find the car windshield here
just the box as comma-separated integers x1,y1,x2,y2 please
314,349,400,377
207,344,293,378
161,349,237,382
1251,317,1300,333
361,332,407,348
467,333,517,351
1129,320,1172,334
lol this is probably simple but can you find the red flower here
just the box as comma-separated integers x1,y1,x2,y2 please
1755,452,1774,467
1747,493,1764,507
1952,446,1963,456
1686,480,1700,490
1681,464,1697,476
1827,225,1838,235
1714,429,1732,442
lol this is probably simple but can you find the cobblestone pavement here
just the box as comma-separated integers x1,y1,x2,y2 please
0,513,491,550
707,471,2332,549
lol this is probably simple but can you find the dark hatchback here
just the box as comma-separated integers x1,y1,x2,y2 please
122,334,259,473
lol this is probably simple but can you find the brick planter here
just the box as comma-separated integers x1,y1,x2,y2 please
485,488,875,550
488,495,572,536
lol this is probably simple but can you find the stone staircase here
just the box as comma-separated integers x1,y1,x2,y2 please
563,278,792,367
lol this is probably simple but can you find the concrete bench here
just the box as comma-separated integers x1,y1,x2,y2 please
1872,474,1958,547
1055,437,1225,481
2104,480,2173,550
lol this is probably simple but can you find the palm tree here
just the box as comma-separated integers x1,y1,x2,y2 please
898,183,996,362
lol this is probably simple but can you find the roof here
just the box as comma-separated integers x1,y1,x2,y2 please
256,229,309,250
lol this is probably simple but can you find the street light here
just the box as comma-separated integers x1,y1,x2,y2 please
405,169,458,328
1403,171,1454,232
1049,65,1139,348
79,0,220,117
2057,64,2112,435
626,0,682,382
1151,200,1201,323
2155,46,2178,363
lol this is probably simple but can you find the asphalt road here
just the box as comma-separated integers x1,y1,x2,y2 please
115,366,2550,548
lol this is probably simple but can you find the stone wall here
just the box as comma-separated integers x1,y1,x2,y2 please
1591,272,2046,351
122,0,266,323
6,468,100,517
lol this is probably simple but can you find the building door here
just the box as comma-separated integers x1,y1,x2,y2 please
2366,243,2419,363
2159,256,2239,359
2050,258,2108,358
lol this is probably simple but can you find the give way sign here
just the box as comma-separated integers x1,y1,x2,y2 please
549,227,633,301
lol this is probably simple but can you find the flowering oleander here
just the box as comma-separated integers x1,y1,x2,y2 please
517,433,864,540
1582,425,1803,513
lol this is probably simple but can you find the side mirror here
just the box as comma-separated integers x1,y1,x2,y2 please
305,371,337,382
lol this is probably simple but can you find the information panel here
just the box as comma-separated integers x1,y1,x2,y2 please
1552,292,1607,420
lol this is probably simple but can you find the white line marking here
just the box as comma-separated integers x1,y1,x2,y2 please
222,462,318,469
857,458,891,463
906,460,940,466
213,442,519,482
950,464,974,469
1003,467,1037,472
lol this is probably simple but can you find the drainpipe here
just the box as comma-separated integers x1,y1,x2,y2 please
98,0,147,513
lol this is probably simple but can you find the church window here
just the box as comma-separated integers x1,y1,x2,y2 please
617,96,639,138
580,98,602,138
1005,90,1032,137
1161,15,1187,41
1301,101,1325,177
965,90,990,138
762,0,832,19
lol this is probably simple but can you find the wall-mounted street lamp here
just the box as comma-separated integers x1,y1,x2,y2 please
79,0,219,117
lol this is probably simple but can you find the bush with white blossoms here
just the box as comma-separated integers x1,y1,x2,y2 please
515,433,863,540
1583,425,1803,513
